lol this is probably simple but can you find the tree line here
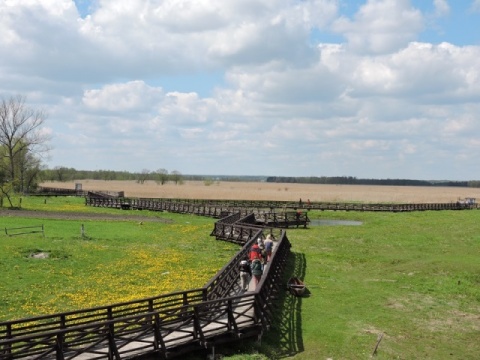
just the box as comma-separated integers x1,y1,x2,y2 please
39,168,266,184
265,176,480,188
40,167,185,185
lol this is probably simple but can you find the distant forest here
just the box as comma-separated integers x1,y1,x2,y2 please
265,176,480,188
39,167,480,188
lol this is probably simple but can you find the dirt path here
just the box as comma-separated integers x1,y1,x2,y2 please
0,209,172,223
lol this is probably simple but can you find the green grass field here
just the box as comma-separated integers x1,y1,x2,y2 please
1,196,238,319
2,197,479,359
253,210,480,360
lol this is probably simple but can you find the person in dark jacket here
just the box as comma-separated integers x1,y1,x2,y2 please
239,260,252,291
251,258,263,288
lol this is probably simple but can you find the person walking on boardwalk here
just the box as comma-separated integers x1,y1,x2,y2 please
249,242,263,263
257,237,264,248
264,234,274,262
251,258,263,288
239,260,252,291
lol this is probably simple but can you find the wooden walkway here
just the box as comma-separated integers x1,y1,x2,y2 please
84,196,477,213
85,197,311,229
0,204,290,360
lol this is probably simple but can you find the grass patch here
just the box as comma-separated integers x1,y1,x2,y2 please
1,203,238,320
214,210,480,359
5,195,171,218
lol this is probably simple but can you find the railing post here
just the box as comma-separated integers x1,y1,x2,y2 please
3,323,12,356
193,307,205,346
55,331,65,360
107,307,120,360
153,313,165,353
227,299,238,334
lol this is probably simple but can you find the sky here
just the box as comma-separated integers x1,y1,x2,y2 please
1,0,480,180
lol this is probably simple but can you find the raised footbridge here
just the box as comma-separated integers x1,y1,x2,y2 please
0,199,297,360
84,196,479,213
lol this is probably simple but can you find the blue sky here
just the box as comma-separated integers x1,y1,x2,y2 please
1,0,480,180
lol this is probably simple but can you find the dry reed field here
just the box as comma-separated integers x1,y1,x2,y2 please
40,180,480,203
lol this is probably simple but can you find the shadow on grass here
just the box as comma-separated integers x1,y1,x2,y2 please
261,251,307,359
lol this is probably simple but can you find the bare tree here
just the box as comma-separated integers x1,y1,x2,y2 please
170,170,183,185
0,95,50,194
154,168,169,185
136,169,151,184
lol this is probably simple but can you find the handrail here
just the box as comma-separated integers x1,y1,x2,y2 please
84,196,478,211
0,288,207,339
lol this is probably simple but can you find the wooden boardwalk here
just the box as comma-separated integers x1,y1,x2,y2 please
0,205,289,360
83,196,478,213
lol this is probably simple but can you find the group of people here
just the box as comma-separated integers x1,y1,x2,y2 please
239,234,275,291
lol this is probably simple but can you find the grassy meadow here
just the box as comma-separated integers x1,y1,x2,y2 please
1,196,238,319
236,210,480,360
1,195,480,359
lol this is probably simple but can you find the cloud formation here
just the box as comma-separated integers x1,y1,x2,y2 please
0,0,479,180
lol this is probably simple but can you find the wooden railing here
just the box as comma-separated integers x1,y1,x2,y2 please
33,187,86,197
85,196,478,213
0,224,291,360
86,197,311,228
4,225,44,237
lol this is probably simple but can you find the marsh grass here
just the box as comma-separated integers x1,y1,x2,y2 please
40,180,480,203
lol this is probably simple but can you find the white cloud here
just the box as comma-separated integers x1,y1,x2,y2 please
83,81,164,112
1,0,480,179
433,0,450,17
332,0,423,54
471,0,480,12
159,92,217,126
